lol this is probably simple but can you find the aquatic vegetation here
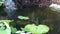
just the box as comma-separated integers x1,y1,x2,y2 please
18,16,29,20
0,20,12,34
21,24,49,34
11,27,17,34
0,0,5,6
15,30,31,34
0,20,13,24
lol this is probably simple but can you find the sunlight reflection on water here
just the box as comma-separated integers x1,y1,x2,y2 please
3,0,17,18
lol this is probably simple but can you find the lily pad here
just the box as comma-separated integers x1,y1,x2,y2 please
37,25,49,34
21,24,49,34
18,16,29,20
0,20,14,24
0,20,11,34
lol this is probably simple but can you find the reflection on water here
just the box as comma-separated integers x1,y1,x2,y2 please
3,0,17,18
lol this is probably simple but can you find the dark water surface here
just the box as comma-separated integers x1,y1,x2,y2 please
0,5,60,34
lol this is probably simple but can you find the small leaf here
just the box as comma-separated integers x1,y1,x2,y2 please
18,16,29,20
11,27,17,34
37,25,49,33
18,16,24,19
22,17,29,20
21,28,29,32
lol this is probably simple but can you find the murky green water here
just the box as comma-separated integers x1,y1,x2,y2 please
0,6,60,34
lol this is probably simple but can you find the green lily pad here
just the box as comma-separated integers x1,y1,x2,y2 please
18,16,29,20
21,24,49,34
11,27,17,34
37,25,49,34
0,20,11,34
0,20,13,24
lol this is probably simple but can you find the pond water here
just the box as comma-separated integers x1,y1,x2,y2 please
0,0,60,34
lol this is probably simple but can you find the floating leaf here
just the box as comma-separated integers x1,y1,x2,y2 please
0,20,14,24
22,17,29,20
21,28,29,32
37,25,49,34
18,16,24,19
0,0,5,6
22,24,49,34
18,16,29,20
0,20,11,34
11,27,17,34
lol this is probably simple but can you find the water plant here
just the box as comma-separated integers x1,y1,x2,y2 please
0,20,13,24
21,24,49,34
18,16,29,20
11,26,17,34
0,20,13,34
0,0,5,6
